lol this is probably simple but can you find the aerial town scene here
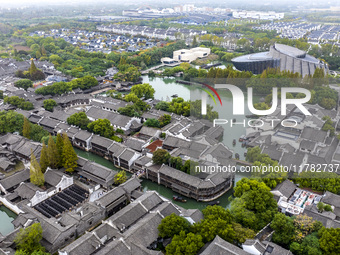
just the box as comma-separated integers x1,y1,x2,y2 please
0,0,339,254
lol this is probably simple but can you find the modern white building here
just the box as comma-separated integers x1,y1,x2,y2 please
173,47,211,63
233,11,284,20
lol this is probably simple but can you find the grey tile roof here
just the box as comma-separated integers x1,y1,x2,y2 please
201,236,252,255
96,187,126,208
272,179,297,199
0,168,30,190
90,135,114,149
74,130,92,141
301,127,327,143
81,161,117,181
124,138,146,152
44,169,65,187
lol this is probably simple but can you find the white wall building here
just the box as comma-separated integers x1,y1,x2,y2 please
173,47,211,63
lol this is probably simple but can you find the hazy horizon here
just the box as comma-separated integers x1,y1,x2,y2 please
2,0,340,8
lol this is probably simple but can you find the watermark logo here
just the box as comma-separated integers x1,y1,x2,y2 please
201,84,311,116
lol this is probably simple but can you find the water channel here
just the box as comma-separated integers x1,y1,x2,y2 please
0,205,17,236
76,73,258,210
0,71,255,233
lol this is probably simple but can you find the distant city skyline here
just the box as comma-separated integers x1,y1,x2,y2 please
2,0,340,8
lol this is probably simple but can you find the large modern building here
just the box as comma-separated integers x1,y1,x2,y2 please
231,43,328,76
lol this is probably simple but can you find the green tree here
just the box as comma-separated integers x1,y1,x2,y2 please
165,231,204,255
232,222,255,244
30,151,44,187
40,142,49,173
14,79,33,90
62,133,78,173
159,114,171,127
130,83,155,99
29,60,38,78
14,223,46,255
270,213,296,246
124,93,139,103
87,118,114,138
56,133,64,167
23,117,31,139
318,227,340,255
317,202,325,212
67,112,91,130
152,149,170,165
158,213,191,238
47,135,59,169
114,170,127,185
194,206,235,243
144,118,160,128
43,99,57,112
231,179,277,230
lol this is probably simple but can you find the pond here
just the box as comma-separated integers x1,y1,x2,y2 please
0,205,17,236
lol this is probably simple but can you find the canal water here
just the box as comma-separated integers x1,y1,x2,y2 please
0,205,16,236
75,148,250,210
76,67,257,209
142,75,259,160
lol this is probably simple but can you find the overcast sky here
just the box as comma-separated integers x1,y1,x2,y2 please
2,0,339,8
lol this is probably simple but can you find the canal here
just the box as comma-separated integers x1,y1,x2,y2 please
142,74,259,160
0,205,16,236
77,68,257,209
75,148,250,210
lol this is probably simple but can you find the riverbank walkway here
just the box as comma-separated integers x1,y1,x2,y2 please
141,62,180,74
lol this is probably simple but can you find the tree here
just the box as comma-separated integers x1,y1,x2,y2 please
56,133,64,167
324,204,332,212
194,205,235,243
152,149,170,165
29,60,38,78
23,117,31,139
158,213,191,238
67,112,90,130
62,133,78,173
317,202,325,212
30,151,44,187
124,93,139,103
144,118,160,128
40,142,49,173
165,231,204,255
318,227,340,255
130,83,155,99
14,223,46,254
47,135,59,169
114,170,127,185
231,179,277,230
14,79,33,90
270,213,296,246
232,222,255,244
87,118,114,138
290,233,322,255
234,178,271,197
43,99,57,112
159,114,171,127
170,156,183,170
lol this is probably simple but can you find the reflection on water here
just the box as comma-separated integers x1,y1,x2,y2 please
142,75,260,160
0,205,16,236
74,74,258,209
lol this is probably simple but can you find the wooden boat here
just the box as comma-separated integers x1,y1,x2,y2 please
171,94,178,98
239,135,246,142
207,201,220,206
232,139,236,145
173,195,187,203
235,153,240,160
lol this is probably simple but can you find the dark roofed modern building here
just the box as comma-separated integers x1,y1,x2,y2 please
232,43,328,76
